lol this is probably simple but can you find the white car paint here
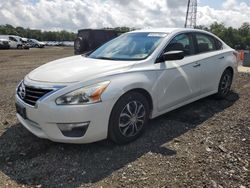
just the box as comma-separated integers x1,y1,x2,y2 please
15,28,238,143
27,55,136,83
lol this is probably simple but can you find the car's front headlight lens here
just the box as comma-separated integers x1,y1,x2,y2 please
56,81,110,105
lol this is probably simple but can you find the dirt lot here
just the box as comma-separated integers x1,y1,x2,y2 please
0,47,249,188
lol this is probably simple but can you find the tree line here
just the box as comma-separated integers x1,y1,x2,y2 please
0,24,76,41
0,25,134,41
1,23,250,49
196,22,250,50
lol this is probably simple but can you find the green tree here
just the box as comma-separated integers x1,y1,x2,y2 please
0,24,76,41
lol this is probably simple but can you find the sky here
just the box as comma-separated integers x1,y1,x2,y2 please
0,0,250,32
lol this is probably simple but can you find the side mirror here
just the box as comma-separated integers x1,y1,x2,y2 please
157,50,184,63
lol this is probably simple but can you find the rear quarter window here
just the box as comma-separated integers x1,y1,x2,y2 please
215,39,223,50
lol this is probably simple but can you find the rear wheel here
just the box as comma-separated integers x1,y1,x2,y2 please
214,69,233,99
108,92,150,144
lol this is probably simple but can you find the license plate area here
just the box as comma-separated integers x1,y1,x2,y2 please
16,103,27,119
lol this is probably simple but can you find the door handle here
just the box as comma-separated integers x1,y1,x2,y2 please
193,63,201,68
218,56,224,59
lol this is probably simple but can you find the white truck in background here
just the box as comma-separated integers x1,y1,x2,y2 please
0,35,23,49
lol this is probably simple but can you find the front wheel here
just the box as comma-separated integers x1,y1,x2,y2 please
214,69,233,99
17,45,22,49
108,92,150,144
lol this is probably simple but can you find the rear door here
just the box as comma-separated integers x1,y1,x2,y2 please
156,33,201,112
193,33,226,94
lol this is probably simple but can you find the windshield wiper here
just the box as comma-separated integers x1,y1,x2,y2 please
96,56,116,60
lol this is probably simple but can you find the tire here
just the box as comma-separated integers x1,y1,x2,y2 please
214,69,233,99
108,92,150,144
74,37,89,55
74,37,83,54
17,45,22,49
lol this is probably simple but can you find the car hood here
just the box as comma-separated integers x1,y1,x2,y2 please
27,55,136,83
0,39,9,42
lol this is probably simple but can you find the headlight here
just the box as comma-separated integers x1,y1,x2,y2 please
56,81,110,105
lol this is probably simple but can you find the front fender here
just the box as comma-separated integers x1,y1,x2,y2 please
101,71,159,117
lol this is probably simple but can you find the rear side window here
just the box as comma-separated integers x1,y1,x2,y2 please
195,33,217,53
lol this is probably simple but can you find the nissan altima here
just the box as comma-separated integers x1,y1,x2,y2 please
15,28,238,144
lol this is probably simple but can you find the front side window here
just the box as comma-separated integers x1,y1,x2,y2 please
195,33,217,53
89,32,167,61
164,33,195,56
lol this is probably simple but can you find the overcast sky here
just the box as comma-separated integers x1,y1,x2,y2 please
0,0,250,32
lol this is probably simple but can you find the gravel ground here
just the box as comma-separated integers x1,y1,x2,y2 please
238,65,250,73
0,47,249,188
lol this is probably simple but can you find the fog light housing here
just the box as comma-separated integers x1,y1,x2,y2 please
57,122,90,137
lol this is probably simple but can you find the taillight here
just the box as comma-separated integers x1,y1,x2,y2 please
233,51,240,64
238,50,245,61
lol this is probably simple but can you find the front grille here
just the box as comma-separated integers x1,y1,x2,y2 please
17,83,53,106
3,41,8,45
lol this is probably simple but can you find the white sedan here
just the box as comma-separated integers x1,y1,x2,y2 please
16,28,238,144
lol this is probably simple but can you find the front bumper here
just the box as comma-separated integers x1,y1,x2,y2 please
15,94,114,144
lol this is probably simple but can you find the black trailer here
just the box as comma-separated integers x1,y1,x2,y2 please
74,29,118,55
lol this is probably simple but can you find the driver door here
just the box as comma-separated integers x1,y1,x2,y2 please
156,33,201,112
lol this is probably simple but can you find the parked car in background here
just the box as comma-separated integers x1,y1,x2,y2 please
20,38,30,49
28,39,45,48
62,41,74,47
74,29,118,55
16,28,238,144
0,35,23,49
0,39,10,49
44,41,74,47
45,41,55,46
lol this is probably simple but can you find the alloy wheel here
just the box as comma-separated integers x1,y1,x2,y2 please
118,101,146,137
220,74,231,95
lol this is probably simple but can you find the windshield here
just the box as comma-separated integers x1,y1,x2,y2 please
32,39,39,43
88,32,167,61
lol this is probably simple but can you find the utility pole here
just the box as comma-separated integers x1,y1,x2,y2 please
184,0,197,28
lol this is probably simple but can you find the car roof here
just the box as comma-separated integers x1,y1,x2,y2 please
129,28,207,34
